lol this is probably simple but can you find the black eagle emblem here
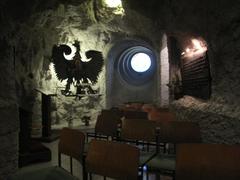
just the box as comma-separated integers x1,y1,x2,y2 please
52,41,104,95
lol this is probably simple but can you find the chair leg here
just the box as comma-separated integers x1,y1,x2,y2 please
146,170,149,180
58,153,61,167
89,173,93,180
147,143,150,152
70,157,73,174
82,157,87,180
163,143,166,154
103,176,106,180
139,167,144,180
173,143,177,154
172,172,176,180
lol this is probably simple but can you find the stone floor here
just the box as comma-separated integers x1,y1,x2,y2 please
18,127,173,180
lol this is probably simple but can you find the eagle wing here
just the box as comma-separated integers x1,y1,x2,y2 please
52,44,71,81
82,50,104,84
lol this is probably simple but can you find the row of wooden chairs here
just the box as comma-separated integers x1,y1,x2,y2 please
120,119,202,179
83,108,202,179
56,107,238,179
58,127,240,180
86,108,176,143
58,127,140,180
87,109,200,148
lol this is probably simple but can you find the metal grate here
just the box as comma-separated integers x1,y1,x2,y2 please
181,51,211,99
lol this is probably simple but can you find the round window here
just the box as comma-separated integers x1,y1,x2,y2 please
116,46,156,86
130,53,151,72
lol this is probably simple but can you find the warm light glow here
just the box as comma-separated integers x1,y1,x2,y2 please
192,39,202,50
182,39,207,57
131,53,151,72
105,0,122,8
63,44,77,61
104,0,124,15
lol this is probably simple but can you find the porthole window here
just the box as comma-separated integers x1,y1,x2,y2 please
130,53,151,72
116,45,156,86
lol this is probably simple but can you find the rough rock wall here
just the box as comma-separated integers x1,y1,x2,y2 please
0,30,18,179
171,96,240,144
11,1,106,128
0,103,19,179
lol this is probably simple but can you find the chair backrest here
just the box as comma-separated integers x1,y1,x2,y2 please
149,110,175,122
58,127,85,162
95,110,121,137
157,121,201,144
172,121,201,143
121,118,156,142
176,143,240,180
86,139,140,180
101,108,123,120
123,110,148,119
141,103,156,113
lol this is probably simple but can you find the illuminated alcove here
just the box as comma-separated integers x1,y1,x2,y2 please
106,39,158,108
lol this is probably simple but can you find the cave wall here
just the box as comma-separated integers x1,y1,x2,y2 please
0,33,18,179
171,96,240,144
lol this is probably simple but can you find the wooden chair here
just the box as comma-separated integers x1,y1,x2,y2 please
145,121,202,179
144,125,176,179
85,139,140,180
120,118,157,149
170,121,202,153
176,143,240,180
120,119,160,178
155,121,202,153
123,110,148,120
149,110,175,122
86,110,121,142
58,127,86,180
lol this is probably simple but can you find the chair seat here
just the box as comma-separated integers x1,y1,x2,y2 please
9,166,78,180
139,151,155,165
146,154,176,172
